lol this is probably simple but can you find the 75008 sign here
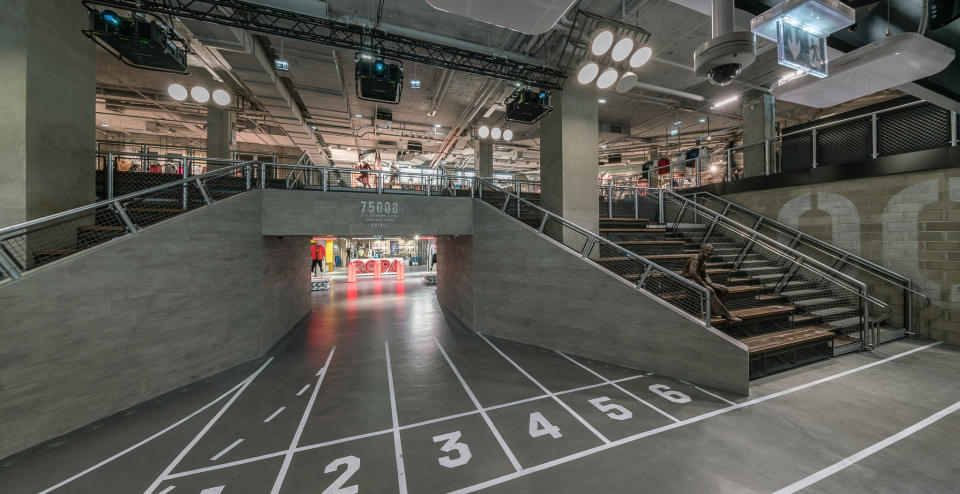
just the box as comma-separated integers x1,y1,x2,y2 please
361,201,399,215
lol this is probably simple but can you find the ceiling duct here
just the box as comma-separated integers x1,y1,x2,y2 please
425,0,578,35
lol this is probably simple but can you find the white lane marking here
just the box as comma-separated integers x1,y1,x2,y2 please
264,407,285,423
38,359,271,494
295,384,310,396
209,439,244,462
558,352,679,423
269,347,336,494
142,358,274,494
199,487,224,494
478,334,611,444
681,380,737,406
434,337,523,471
449,341,944,493
384,342,409,494
773,399,960,494
157,487,175,494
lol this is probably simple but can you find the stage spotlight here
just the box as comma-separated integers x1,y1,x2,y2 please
503,129,513,141
168,83,188,101
212,89,231,106
590,29,614,56
611,38,634,62
491,127,502,140
576,61,600,85
596,68,619,89
478,125,490,139
629,46,653,68
190,86,209,103
615,71,637,93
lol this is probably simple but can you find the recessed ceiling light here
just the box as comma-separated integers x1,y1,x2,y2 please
577,61,600,85
596,68,619,89
590,29,614,56
491,127,502,140
597,98,607,104
478,125,490,139
611,38,634,62
699,118,706,123
502,129,513,141
629,47,653,68
167,83,188,101
354,113,363,118
190,86,210,103
212,89,231,106
100,123,110,127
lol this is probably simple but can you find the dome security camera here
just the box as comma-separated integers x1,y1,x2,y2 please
693,31,757,86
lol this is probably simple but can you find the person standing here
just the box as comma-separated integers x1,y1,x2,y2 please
311,240,326,277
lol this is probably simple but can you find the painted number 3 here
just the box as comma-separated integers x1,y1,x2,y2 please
433,431,472,468
321,455,360,494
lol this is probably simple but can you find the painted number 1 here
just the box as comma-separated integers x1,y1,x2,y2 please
433,431,472,468
321,455,360,494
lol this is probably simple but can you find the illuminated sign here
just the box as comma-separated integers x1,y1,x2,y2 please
350,258,404,274
777,20,828,78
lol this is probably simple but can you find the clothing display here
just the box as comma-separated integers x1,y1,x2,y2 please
656,157,670,175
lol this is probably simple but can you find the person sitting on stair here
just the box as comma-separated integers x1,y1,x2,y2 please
682,244,742,324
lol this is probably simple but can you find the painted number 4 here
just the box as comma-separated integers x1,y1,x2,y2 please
321,455,360,494
529,412,562,439
588,396,632,420
433,431,472,468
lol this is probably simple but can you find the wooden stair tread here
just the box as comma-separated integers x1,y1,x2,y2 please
125,207,185,213
637,254,692,260
790,313,821,324
77,225,125,231
600,217,650,222
741,327,834,355
755,294,787,302
657,284,767,301
33,249,77,255
614,240,684,245
600,228,666,232
711,305,796,325
623,268,736,280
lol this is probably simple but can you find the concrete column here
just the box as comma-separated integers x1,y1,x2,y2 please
206,108,236,161
540,83,599,233
741,90,776,178
0,0,95,227
475,139,493,178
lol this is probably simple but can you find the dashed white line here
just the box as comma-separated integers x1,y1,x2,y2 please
434,337,523,471
263,407,285,423
209,439,244,462
142,358,274,494
683,380,737,406
479,334,611,445
385,342,409,494
295,384,310,396
199,486,224,494
157,486,175,494
269,347,336,494
557,352,679,423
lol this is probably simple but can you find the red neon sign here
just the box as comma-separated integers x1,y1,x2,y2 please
350,258,403,274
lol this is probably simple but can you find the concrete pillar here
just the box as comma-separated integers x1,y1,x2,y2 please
741,90,776,178
475,140,493,178
206,108,236,161
540,83,599,233
0,0,95,227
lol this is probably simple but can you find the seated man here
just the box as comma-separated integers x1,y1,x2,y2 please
681,244,743,324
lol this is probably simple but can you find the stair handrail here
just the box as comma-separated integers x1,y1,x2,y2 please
475,178,715,328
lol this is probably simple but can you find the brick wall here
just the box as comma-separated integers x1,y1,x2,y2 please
724,167,960,343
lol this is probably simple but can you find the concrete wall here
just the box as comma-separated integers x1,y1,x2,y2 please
438,202,749,394
723,167,960,344
261,189,473,236
437,234,474,327
0,192,310,458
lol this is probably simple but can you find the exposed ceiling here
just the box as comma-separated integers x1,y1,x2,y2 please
93,0,955,175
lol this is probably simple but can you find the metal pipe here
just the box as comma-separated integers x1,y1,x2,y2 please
712,0,735,38
630,81,705,102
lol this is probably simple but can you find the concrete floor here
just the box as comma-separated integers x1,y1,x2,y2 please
2,277,958,493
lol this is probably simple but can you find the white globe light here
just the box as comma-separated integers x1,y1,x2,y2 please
190,86,210,103
212,89,231,106
611,38,634,62
629,46,653,68
491,127,502,140
502,129,513,141
616,71,638,94
576,61,600,85
167,83,188,101
478,125,490,139
590,30,614,56
596,68,619,89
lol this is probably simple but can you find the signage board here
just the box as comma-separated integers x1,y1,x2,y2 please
777,20,828,78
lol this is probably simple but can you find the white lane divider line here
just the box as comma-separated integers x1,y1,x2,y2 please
157,486,176,494
295,384,310,396
478,334,611,445
679,379,738,406
773,398,960,494
38,358,273,494
557,352,678,423
264,407,286,423
269,347,336,494
209,439,244,462
199,486,224,494
385,341,409,494
434,337,523,471
142,358,274,494
449,341,945,494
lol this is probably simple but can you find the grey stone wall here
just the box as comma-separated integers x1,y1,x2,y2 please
0,192,310,458
437,235,473,327
724,167,960,344
438,202,749,394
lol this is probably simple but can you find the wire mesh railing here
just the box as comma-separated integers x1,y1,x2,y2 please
477,179,713,327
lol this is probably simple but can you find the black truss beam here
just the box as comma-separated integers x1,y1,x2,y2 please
84,0,567,90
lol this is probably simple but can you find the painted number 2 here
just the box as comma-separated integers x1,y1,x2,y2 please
433,431,472,468
588,396,633,420
321,455,360,494
529,411,562,438
649,384,691,404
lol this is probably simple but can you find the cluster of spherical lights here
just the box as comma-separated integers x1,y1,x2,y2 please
477,125,513,142
167,84,232,106
576,29,653,93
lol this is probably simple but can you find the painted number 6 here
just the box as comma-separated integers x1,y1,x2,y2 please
649,384,691,404
433,431,472,468
321,455,360,494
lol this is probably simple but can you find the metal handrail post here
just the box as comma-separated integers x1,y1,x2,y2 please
726,149,732,180
607,185,613,218
196,180,214,206
260,163,267,189
905,281,914,335
323,168,329,191
811,128,818,167
633,187,639,219
245,164,252,190
538,213,549,232
426,177,432,196
181,157,189,210
0,247,22,280
951,111,957,146
871,113,879,158
112,201,138,234
658,189,664,223
704,292,712,328
377,170,383,194
764,140,770,175
106,152,114,200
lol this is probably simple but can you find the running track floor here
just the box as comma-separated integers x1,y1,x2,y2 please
2,278,959,493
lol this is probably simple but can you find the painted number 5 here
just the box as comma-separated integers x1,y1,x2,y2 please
321,455,360,494
588,396,633,420
433,431,472,468
649,384,691,404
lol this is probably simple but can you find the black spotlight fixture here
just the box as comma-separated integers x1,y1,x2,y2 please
84,8,189,74
355,53,404,104
504,87,553,124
